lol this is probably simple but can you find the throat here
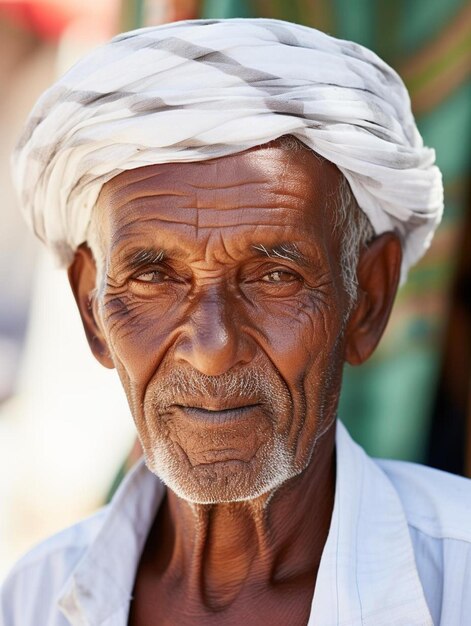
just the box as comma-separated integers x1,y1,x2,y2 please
189,499,271,609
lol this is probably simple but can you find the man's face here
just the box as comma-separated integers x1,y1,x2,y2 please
93,144,350,503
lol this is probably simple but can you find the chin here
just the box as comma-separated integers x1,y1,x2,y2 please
143,436,301,504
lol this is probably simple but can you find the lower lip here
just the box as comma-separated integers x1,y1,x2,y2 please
174,404,261,425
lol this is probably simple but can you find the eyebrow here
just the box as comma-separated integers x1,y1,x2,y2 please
120,247,167,271
251,243,310,267
117,242,311,271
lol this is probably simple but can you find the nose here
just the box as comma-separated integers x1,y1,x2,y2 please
173,286,255,376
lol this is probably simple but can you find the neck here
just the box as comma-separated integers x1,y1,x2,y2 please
146,422,336,611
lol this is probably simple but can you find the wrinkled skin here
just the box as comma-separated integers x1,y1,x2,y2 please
69,142,401,625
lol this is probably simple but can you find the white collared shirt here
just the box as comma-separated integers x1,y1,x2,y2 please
2,421,471,625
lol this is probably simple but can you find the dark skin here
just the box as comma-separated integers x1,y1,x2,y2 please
69,142,402,625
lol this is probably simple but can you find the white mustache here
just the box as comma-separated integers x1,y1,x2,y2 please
148,366,288,411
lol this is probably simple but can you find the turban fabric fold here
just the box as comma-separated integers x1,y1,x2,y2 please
13,18,443,282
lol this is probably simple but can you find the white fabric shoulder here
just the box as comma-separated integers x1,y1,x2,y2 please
0,507,108,626
377,459,471,625
377,458,471,541
0,459,163,626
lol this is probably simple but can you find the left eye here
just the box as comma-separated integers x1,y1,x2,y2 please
261,270,298,283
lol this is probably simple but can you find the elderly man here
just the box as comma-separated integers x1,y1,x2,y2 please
2,18,470,626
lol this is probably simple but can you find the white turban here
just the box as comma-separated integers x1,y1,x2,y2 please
13,18,443,282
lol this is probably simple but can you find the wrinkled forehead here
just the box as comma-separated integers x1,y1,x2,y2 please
96,140,344,234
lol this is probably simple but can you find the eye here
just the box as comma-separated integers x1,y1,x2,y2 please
261,270,299,283
134,269,171,283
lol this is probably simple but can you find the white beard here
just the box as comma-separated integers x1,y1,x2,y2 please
143,429,299,504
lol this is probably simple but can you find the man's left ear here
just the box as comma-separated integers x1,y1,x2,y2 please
68,243,115,369
344,232,402,365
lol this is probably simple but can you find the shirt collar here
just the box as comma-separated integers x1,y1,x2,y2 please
58,422,433,625
58,461,165,625
310,422,433,625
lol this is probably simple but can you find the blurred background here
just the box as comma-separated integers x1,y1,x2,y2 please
0,0,470,579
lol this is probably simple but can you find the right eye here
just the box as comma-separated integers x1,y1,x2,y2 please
134,270,171,283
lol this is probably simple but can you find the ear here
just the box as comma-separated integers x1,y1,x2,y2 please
344,232,402,365
68,243,114,369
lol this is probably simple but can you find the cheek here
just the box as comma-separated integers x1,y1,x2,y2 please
255,296,344,455
102,291,183,392
254,295,339,386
